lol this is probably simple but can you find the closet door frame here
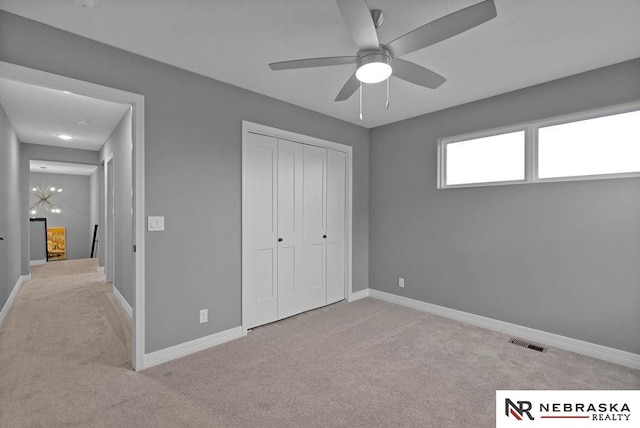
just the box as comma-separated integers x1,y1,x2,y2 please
241,121,353,335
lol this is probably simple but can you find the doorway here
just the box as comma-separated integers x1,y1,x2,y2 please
0,61,146,370
29,217,48,265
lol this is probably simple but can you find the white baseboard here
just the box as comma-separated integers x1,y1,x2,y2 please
0,274,30,327
112,284,132,318
29,259,46,266
367,289,640,371
97,266,104,273
348,288,370,302
144,326,244,369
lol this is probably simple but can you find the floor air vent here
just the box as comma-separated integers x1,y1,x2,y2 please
509,338,547,353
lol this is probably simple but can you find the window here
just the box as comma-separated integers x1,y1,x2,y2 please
538,110,640,179
445,131,525,186
439,102,640,188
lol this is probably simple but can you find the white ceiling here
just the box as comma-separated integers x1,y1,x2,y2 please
0,77,130,151
30,160,98,176
0,0,639,128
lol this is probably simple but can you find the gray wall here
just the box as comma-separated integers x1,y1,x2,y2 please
20,143,99,274
100,109,134,307
0,11,370,353
369,58,640,354
0,101,22,314
29,172,91,260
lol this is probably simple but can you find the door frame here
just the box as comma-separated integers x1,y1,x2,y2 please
28,217,48,263
241,121,353,335
0,61,146,371
104,154,115,284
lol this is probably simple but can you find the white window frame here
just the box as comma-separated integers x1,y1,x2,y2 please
437,124,529,189
438,100,640,189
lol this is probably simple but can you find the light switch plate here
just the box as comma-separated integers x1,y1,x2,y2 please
148,216,165,231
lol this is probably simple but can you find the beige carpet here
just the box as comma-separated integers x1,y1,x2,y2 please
0,259,638,427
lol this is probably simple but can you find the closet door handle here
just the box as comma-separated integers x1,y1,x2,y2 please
0,237,4,240
322,235,327,239
278,238,283,242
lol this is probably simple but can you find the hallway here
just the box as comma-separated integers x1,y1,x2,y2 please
0,259,228,427
0,259,132,425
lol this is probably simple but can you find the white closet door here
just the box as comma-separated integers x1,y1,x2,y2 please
245,133,278,329
326,149,346,304
277,139,304,319
301,144,328,312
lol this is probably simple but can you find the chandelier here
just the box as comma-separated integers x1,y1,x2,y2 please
30,167,62,215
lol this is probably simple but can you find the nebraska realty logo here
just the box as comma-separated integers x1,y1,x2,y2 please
496,391,639,427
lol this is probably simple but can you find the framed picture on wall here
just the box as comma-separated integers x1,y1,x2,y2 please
47,227,67,261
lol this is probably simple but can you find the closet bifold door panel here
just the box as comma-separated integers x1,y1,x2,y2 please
277,139,304,319
326,149,346,304
243,125,349,330
300,145,328,314
245,133,279,329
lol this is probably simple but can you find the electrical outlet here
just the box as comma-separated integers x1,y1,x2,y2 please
199,309,208,323
399,277,405,288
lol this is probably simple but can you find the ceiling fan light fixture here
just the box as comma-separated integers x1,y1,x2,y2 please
356,50,392,84
356,62,392,84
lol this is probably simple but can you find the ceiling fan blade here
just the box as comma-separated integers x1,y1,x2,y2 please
335,73,360,102
392,59,446,89
336,0,380,50
386,0,497,58
269,56,357,71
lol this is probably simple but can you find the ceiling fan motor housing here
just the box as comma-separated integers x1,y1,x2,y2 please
357,47,392,69
356,47,392,83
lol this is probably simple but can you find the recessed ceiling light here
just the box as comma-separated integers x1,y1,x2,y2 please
76,119,90,126
58,134,73,140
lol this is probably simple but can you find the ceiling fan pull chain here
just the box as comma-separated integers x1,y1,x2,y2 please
386,77,390,110
359,81,363,121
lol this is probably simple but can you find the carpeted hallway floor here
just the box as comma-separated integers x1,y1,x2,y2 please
0,259,638,427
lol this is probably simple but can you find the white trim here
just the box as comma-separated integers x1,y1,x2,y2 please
103,153,114,285
0,275,30,326
241,121,354,335
132,101,146,372
438,100,640,189
112,284,132,318
438,126,528,189
143,326,244,369
241,126,249,336
244,121,353,153
0,61,146,371
348,288,370,302
368,289,640,370
29,260,46,266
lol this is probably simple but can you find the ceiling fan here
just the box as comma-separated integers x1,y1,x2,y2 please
269,0,497,112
